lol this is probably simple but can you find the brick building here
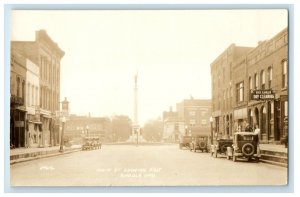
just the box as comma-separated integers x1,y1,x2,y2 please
210,27,288,144
10,49,27,148
163,98,211,142
210,44,253,138
11,30,65,147
65,115,111,144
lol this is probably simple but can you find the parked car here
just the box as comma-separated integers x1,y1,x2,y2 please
82,137,102,150
189,135,209,152
179,136,192,149
210,138,233,158
226,132,260,162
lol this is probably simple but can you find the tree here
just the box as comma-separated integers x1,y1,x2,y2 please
142,118,163,142
111,115,132,142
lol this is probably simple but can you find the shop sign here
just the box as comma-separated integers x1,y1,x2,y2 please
251,89,275,100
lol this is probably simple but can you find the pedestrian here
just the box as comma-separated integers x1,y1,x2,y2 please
244,122,253,132
254,124,260,134
254,124,261,142
236,125,241,133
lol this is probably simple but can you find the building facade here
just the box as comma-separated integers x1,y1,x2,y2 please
211,27,288,144
25,59,41,147
10,49,27,148
177,98,212,136
65,115,111,143
163,98,211,142
210,44,253,138
162,107,184,142
11,30,65,147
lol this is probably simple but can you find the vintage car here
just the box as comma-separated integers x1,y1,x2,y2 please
82,137,102,150
179,135,192,149
189,135,209,152
226,132,260,162
210,138,233,158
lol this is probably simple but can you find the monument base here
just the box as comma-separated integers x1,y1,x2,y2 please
126,135,146,143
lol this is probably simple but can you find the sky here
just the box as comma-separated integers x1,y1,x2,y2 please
10,9,288,126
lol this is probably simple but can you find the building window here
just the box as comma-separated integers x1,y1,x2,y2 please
201,119,207,126
189,111,196,116
261,70,266,90
254,73,259,89
282,59,288,88
32,85,34,106
201,111,207,117
189,119,196,126
249,77,253,90
236,82,244,102
27,83,30,105
17,77,20,97
22,80,25,101
284,101,288,117
268,67,273,89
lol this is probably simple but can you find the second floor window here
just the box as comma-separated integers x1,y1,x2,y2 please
236,82,244,102
254,73,259,90
261,70,266,90
282,60,288,88
268,67,273,88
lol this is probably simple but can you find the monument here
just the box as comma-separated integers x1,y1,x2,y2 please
127,72,145,143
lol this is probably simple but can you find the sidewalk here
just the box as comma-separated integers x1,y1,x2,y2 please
10,145,82,165
259,143,288,153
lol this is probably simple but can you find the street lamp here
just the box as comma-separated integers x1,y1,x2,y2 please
210,116,213,144
86,125,89,137
59,116,66,152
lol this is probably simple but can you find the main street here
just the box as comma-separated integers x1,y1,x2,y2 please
10,144,287,186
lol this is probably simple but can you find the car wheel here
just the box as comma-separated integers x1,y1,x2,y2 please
242,143,255,156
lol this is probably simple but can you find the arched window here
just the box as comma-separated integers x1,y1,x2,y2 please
249,76,253,90
254,73,259,90
261,70,266,90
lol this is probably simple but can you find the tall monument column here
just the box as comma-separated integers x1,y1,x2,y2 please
133,72,138,131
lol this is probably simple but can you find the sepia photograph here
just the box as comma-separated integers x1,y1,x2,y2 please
6,6,291,190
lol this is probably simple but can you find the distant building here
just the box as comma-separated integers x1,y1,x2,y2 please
210,27,288,144
65,115,111,143
163,98,211,142
11,30,65,147
162,107,184,142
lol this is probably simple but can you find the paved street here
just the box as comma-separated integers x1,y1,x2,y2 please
10,144,287,186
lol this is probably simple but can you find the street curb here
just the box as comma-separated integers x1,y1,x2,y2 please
10,148,81,165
